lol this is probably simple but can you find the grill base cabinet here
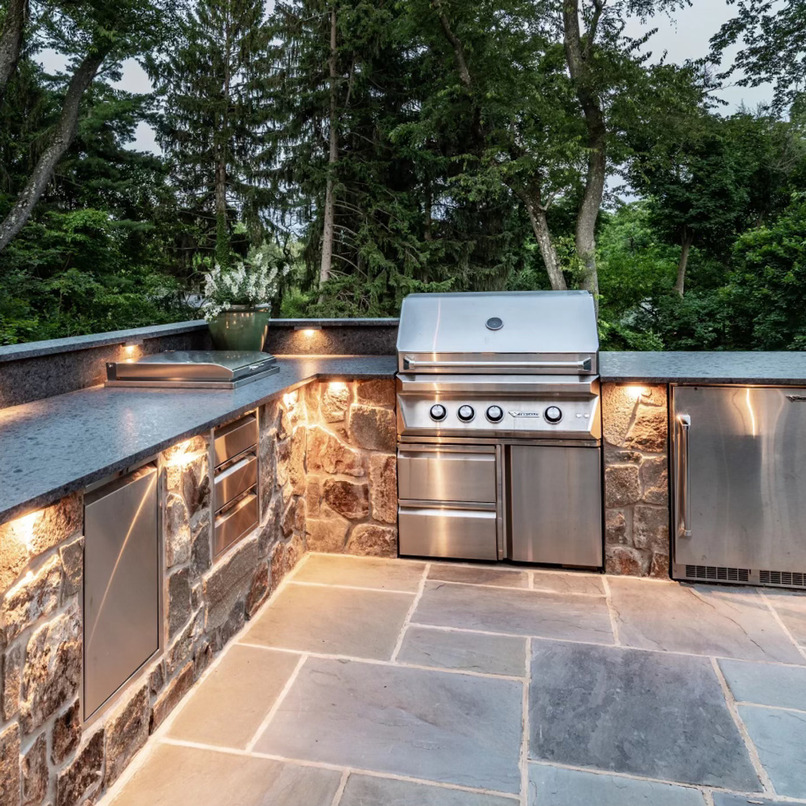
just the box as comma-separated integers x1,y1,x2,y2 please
672,385,806,587
83,465,160,721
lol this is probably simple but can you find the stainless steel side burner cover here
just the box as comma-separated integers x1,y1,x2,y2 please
106,350,279,389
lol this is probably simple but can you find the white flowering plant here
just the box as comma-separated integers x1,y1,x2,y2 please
201,244,291,321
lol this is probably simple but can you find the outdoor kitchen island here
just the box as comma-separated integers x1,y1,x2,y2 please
2,322,806,806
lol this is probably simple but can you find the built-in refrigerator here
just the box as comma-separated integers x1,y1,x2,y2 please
672,385,806,588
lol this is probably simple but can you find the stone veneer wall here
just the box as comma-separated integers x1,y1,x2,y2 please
602,383,671,578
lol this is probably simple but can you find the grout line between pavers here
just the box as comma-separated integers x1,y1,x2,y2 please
520,636,532,806
600,576,622,646
160,736,522,800
758,589,806,664
736,700,806,716
699,789,715,806
289,579,419,595
330,769,351,806
429,577,606,597
245,652,308,753
390,561,430,662
710,656,776,796
233,639,526,683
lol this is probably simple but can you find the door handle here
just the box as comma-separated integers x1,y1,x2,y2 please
677,414,692,538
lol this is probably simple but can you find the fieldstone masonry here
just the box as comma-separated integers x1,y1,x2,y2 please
601,383,671,577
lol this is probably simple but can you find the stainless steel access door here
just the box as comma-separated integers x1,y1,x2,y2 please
507,445,603,567
84,465,160,720
672,385,806,574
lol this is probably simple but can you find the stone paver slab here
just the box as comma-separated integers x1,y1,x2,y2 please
429,563,529,588
413,581,613,643
532,570,604,596
738,705,806,799
609,578,804,663
763,590,806,646
397,626,527,677
167,645,299,748
529,641,760,791
295,554,426,591
242,583,413,659
719,658,806,711
255,657,523,794
712,795,790,806
340,774,517,806
528,764,706,806
108,744,341,806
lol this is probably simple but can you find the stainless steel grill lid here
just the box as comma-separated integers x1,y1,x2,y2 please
106,350,278,389
396,291,598,374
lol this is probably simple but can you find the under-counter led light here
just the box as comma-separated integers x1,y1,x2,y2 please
283,390,299,408
328,381,347,393
164,437,202,468
294,324,322,336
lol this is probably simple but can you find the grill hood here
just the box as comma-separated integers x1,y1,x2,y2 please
396,291,599,375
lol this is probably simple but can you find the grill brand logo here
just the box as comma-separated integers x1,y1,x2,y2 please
509,411,541,417
786,395,806,402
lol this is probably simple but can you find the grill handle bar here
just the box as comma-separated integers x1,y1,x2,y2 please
403,357,592,372
676,414,692,538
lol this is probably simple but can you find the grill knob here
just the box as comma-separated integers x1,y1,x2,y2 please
457,405,475,422
429,404,447,422
544,405,563,424
486,405,504,423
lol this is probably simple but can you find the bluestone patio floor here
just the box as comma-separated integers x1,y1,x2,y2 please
102,554,806,806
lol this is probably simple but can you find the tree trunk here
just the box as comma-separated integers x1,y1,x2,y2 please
675,229,693,296
518,189,566,291
0,0,27,104
0,50,105,252
319,4,338,289
214,11,233,268
432,0,471,89
562,0,606,306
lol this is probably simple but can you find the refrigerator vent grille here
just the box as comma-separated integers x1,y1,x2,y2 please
685,565,750,583
759,570,806,588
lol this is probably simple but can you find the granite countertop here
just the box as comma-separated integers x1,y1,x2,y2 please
0,355,396,523
600,351,806,385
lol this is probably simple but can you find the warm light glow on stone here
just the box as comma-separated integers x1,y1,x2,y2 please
625,385,647,400
301,328,318,337
165,437,203,468
328,381,347,393
283,390,299,408
10,510,43,551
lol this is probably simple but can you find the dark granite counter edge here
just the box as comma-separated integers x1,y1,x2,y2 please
0,321,209,363
0,358,396,524
0,317,399,364
600,374,806,385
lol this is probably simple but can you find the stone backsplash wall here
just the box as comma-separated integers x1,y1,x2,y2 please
602,383,671,578
303,379,398,557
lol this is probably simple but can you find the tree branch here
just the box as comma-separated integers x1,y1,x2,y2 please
431,0,472,89
0,49,107,252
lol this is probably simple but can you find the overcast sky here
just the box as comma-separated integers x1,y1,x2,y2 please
38,0,773,155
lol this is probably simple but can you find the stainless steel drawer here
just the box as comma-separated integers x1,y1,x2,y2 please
214,492,258,556
214,414,257,468
214,453,258,512
398,506,497,560
398,447,496,503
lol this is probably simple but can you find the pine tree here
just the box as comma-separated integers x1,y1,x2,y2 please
147,0,275,266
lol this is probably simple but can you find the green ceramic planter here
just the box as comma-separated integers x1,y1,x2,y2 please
208,306,271,351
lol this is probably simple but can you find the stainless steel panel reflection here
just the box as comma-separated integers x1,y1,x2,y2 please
508,445,603,567
398,506,498,560
215,493,258,556
673,385,806,572
84,465,159,720
398,446,496,503
213,414,258,468
214,454,258,511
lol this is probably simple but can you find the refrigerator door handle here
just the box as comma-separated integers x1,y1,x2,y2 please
677,414,692,538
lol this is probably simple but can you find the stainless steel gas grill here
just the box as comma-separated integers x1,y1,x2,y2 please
396,291,603,567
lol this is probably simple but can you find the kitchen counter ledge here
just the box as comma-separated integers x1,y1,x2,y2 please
0,355,396,522
600,351,806,385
